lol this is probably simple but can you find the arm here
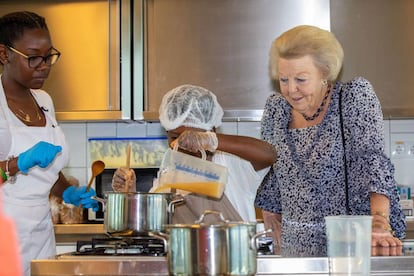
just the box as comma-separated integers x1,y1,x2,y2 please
262,210,282,255
50,171,71,197
342,78,404,253
370,193,403,256
215,133,276,171
0,141,62,184
173,129,276,171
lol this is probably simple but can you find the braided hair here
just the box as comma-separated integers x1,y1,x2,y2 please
0,11,48,46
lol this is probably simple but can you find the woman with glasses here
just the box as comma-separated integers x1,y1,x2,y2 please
0,11,98,276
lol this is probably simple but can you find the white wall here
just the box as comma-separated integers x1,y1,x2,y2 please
388,119,414,191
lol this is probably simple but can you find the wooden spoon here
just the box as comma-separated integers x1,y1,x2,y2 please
124,144,132,192
86,160,106,192
126,144,131,170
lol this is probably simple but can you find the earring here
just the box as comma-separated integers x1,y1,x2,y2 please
321,80,328,85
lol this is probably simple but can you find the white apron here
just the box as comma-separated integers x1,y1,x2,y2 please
0,83,69,276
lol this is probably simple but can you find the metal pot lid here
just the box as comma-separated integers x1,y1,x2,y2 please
104,191,175,195
166,210,250,229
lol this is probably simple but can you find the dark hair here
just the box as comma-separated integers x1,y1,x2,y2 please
0,11,48,46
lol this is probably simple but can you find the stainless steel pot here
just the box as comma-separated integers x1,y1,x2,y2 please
157,210,270,276
166,211,229,276
227,221,268,275
93,192,183,237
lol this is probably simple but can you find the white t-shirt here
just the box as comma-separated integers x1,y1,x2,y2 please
213,151,269,222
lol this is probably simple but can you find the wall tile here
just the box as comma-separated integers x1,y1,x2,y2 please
62,167,88,187
87,122,117,138
60,122,87,167
390,119,414,133
116,121,147,137
146,122,167,137
237,122,261,139
217,122,237,135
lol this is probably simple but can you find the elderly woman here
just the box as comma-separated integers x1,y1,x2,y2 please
254,25,406,257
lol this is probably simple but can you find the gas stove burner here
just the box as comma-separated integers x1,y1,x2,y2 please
73,237,166,256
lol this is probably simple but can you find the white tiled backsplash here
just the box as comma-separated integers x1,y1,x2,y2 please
389,120,414,192
60,119,414,197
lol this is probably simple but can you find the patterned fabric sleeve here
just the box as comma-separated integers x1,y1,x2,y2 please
342,77,406,238
254,165,281,213
255,94,282,213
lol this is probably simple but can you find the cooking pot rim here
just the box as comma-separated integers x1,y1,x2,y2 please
165,223,230,229
226,221,257,226
103,191,175,195
165,221,257,229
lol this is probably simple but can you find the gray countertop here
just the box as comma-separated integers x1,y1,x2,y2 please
41,222,414,275
31,255,414,276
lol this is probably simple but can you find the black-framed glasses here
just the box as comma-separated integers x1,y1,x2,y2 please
7,46,61,68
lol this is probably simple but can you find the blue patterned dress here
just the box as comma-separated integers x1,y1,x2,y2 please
255,77,406,257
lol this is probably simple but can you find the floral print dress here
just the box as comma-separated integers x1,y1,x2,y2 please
255,77,406,257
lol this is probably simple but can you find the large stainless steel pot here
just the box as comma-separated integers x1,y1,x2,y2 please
227,221,265,275
93,192,183,237
156,210,270,276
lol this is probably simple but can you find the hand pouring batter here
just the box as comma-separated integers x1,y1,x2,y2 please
154,148,227,198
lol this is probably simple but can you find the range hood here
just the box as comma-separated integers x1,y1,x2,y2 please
332,0,414,119
142,0,330,122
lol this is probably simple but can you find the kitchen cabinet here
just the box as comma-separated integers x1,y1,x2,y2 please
0,0,139,121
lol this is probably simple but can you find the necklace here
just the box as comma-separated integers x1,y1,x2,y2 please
13,95,42,123
302,84,331,121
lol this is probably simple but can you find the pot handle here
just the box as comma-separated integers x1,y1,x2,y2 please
91,196,106,212
168,194,185,213
173,143,207,160
250,228,273,251
148,232,168,253
195,210,229,225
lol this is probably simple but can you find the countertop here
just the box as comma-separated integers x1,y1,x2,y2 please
54,223,107,243
54,223,105,235
32,255,414,275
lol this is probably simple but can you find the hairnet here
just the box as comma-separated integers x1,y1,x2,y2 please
159,84,224,131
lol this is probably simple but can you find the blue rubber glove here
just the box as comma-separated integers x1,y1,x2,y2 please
17,141,62,173
62,186,99,212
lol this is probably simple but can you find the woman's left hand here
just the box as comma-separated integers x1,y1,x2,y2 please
173,130,218,153
371,229,403,256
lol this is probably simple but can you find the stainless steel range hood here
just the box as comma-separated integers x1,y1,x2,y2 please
331,0,414,119
142,0,330,122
